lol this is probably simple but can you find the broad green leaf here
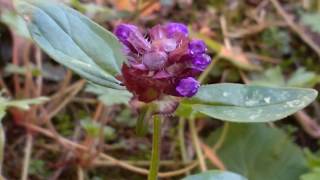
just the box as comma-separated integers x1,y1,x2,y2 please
85,84,132,106
207,124,308,180
15,0,126,89
182,83,318,122
183,170,247,180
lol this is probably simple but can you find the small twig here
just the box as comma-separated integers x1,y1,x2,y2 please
77,166,85,180
189,118,207,172
21,134,33,180
200,142,226,170
270,0,320,58
220,16,232,50
213,123,229,151
294,110,320,138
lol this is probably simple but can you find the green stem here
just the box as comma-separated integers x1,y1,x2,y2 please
148,115,161,180
179,118,188,163
189,118,207,172
0,124,4,175
213,122,229,151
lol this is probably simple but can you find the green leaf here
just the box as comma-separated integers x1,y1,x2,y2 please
5,97,49,110
182,83,318,122
251,66,286,87
182,170,247,180
0,95,48,121
85,84,132,106
1,10,31,39
15,0,126,89
207,124,308,180
287,68,320,88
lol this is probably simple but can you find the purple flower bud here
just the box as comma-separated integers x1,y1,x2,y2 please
142,51,168,71
114,24,138,43
114,24,151,54
191,54,211,71
165,22,188,38
188,40,207,55
176,77,200,97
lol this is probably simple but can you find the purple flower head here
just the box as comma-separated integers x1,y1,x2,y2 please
189,40,207,55
115,22,210,102
191,54,211,71
165,22,189,38
176,77,200,97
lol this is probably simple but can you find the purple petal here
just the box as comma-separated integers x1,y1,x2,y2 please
142,51,168,71
188,40,207,55
191,54,211,71
165,22,188,38
114,24,139,43
176,77,200,97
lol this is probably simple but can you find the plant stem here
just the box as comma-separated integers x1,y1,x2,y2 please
21,134,33,180
179,118,188,163
213,122,229,151
189,118,207,172
0,124,5,175
148,115,161,180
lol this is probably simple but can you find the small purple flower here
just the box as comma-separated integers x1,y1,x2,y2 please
165,22,189,38
191,54,211,71
115,22,210,102
189,40,207,55
176,77,200,97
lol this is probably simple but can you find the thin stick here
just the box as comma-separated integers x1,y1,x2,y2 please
77,166,85,180
148,115,161,180
213,123,229,151
189,118,207,172
200,142,226,170
270,0,320,58
21,134,33,180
